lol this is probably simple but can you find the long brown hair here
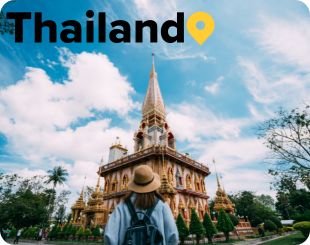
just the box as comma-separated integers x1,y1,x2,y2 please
124,191,164,210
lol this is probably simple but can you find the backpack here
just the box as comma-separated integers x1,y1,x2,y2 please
123,198,163,245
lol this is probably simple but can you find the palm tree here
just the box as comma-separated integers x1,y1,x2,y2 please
46,166,68,189
45,166,68,222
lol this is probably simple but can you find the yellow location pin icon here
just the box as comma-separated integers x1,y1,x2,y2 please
187,12,215,45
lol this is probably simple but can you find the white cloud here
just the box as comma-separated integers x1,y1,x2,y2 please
133,0,177,20
205,168,274,198
252,16,310,72
0,50,136,164
204,76,224,95
238,57,310,107
167,103,249,142
240,15,310,108
198,138,267,172
0,49,138,207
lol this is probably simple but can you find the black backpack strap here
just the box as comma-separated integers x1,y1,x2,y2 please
144,198,159,222
125,198,138,223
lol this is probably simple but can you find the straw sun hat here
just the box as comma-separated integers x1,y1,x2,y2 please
128,165,161,193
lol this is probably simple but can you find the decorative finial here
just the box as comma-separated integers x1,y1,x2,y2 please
100,156,104,165
151,53,156,76
96,174,101,191
80,176,86,198
213,159,221,188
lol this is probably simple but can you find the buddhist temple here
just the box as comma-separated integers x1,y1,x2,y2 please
71,55,211,227
213,160,235,214
71,188,85,226
211,160,254,238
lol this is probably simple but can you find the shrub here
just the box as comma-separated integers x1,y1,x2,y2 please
293,221,310,237
92,226,101,240
269,216,282,229
76,227,84,240
84,228,92,240
217,209,234,242
264,220,277,232
189,209,205,244
203,212,217,244
9,228,17,237
283,226,294,232
48,226,57,240
176,214,189,245
228,214,239,226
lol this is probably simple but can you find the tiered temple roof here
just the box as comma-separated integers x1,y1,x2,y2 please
213,161,235,214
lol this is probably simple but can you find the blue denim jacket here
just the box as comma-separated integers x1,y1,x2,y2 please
104,194,179,245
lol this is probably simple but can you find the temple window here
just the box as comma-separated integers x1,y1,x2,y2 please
176,168,183,188
111,177,118,192
201,179,206,192
167,167,173,184
122,174,129,190
136,132,144,151
196,181,200,192
186,174,192,189
168,132,175,149
104,180,110,193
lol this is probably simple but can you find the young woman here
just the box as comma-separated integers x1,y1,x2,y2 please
104,165,179,245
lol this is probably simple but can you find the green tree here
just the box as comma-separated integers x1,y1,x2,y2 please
84,228,92,241
54,205,66,225
203,212,217,244
45,166,68,220
92,225,101,241
264,220,277,232
258,106,310,190
216,209,234,242
189,209,205,244
269,216,282,230
77,227,84,240
256,194,275,210
228,214,239,226
230,191,278,227
176,214,189,245
0,188,49,228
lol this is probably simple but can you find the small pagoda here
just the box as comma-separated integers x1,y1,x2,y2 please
71,189,85,226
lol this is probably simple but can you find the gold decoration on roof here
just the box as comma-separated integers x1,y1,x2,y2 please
159,170,175,195
84,175,105,213
72,187,85,210
142,54,166,118
213,159,235,214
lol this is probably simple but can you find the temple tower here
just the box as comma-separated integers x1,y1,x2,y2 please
98,56,210,224
213,160,235,214
71,188,86,226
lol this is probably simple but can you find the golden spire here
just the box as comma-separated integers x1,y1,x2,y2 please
95,174,101,192
213,159,221,188
142,53,166,117
213,159,235,214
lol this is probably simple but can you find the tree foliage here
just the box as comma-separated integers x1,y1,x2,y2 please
230,191,278,227
258,106,310,190
203,212,217,244
228,214,239,226
276,187,310,220
46,166,68,188
189,209,205,244
0,170,70,229
216,209,234,242
176,214,189,245
264,220,277,232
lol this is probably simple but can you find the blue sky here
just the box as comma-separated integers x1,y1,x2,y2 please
0,0,310,205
